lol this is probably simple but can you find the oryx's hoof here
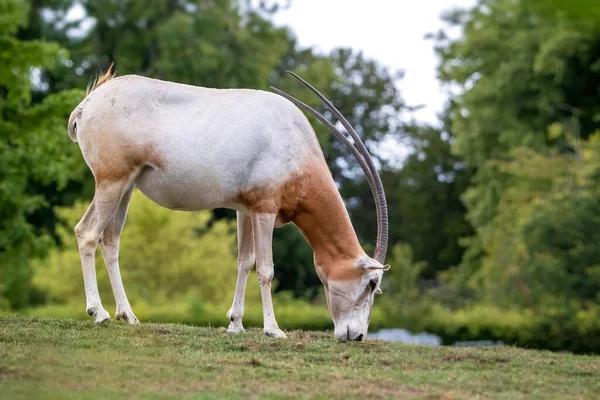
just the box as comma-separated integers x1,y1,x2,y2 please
264,328,287,339
227,323,245,333
116,308,139,325
87,306,111,324
226,309,244,333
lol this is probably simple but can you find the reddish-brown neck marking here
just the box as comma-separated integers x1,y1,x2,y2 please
291,159,364,281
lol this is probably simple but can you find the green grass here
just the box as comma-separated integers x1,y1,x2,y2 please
0,315,599,399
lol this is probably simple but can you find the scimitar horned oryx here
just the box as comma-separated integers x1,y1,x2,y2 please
67,65,390,341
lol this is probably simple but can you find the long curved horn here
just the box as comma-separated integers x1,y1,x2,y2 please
270,71,389,264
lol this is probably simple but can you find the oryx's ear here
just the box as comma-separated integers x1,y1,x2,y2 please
357,257,390,271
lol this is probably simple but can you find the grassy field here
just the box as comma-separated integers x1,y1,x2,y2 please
0,315,598,399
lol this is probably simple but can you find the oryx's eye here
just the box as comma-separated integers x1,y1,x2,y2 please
368,279,378,292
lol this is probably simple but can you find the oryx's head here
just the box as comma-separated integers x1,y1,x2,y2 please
322,256,389,341
272,72,390,342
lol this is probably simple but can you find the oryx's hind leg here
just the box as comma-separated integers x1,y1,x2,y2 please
75,179,132,324
99,185,138,324
251,212,286,338
227,212,255,333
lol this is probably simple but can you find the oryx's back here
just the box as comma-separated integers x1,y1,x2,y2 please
71,75,324,212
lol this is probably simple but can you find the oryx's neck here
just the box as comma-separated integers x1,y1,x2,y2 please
292,161,364,281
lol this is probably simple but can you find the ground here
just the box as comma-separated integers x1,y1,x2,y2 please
0,315,598,399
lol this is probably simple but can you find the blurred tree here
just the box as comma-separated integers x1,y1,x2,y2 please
380,243,427,322
526,0,600,31
37,0,291,92
434,0,600,290
390,121,472,278
0,0,84,308
463,129,600,308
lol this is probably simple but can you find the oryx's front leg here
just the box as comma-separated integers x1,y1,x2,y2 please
226,212,255,333
75,180,131,324
251,213,286,338
99,185,138,324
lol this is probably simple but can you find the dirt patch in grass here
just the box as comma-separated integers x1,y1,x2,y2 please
249,358,262,367
317,376,429,400
0,365,24,380
153,326,177,335
442,353,510,365
289,331,330,341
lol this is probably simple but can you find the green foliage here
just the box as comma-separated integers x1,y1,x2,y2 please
424,304,534,345
379,244,427,326
382,123,472,277
34,190,250,306
435,0,600,279
423,302,600,353
82,0,288,89
434,0,600,312
448,130,600,313
0,0,85,308
526,0,600,31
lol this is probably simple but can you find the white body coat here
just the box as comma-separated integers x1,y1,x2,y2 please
76,76,319,212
